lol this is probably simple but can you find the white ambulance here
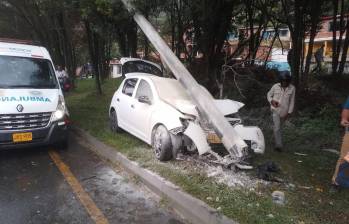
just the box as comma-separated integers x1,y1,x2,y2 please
0,40,69,149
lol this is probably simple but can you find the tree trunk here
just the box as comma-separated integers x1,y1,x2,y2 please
338,15,349,75
332,0,339,75
85,21,102,95
127,20,138,57
304,0,322,80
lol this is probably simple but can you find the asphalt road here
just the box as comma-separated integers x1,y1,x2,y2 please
0,133,185,224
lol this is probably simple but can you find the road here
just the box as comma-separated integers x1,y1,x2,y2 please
0,133,185,224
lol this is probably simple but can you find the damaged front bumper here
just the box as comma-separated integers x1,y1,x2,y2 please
170,120,265,167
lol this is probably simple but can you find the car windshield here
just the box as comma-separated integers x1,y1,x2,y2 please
123,60,163,76
154,78,191,101
0,55,58,89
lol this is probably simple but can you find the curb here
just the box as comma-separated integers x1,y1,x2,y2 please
71,126,238,224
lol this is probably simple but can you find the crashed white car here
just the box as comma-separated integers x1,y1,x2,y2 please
109,74,265,163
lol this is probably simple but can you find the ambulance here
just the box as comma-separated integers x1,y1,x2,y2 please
0,40,69,149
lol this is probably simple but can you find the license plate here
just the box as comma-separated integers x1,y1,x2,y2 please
13,133,33,143
207,133,221,144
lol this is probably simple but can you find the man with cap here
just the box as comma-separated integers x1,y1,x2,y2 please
267,71,296,151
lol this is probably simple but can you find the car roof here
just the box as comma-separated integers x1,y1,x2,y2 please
0,42,51,60
126,74,191,101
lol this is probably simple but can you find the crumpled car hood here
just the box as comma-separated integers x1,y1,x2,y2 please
164,98,244,117
164,99,199,116
214,99,244,115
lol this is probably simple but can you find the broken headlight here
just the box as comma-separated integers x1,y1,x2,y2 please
179,114,195,128
225,113,242,126
251,141,258,151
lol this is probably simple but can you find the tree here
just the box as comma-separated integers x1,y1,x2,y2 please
331,0,349,76
0,0,78,77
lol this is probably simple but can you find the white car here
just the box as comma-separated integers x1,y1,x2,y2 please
109,74,265,163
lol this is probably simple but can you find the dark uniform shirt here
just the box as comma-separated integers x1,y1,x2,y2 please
344,97,349,109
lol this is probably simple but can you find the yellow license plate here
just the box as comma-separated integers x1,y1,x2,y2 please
207,133,222,144
13,133,33,143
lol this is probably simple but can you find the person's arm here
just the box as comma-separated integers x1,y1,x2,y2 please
288,87,296,114
267,85,275,106
341,98,349,127
267,86,274,103
267,85,279,107
341,109,349,127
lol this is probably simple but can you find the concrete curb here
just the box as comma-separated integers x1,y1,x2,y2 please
71,126,238,224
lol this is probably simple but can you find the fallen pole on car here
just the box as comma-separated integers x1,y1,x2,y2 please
120,0,247,162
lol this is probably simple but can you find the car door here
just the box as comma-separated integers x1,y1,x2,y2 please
117,78,138,132
130,79,156,142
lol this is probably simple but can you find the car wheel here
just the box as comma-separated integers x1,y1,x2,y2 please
152,125,173,161
110,110,121,133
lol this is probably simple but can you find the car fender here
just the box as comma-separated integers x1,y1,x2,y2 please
233,124,265,154
148,102,184,143
109,92,118,115
183,121,211,155
109,83,124,116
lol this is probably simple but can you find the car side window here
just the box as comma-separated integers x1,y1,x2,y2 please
122,78,138,97
135,80,153,101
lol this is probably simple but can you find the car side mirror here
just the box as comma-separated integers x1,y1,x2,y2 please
138,96,151,105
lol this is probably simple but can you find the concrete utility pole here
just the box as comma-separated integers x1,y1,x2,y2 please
121,0,247,160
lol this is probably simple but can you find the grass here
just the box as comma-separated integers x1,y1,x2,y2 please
66,79,349,224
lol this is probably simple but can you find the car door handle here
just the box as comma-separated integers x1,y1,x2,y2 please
117,98,120,102
131,105,134,109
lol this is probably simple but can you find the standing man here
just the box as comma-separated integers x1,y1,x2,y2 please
312,44,325,73
331,97,349,190
267,71,296,151
56,65,68,79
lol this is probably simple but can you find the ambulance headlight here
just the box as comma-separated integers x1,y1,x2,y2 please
51,95,67,122
53,110,64,121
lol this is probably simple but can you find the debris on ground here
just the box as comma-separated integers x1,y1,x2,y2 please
206,165,266,189
177,153,268,189
322,148,339,155
298,186,312,190
267,214,274,218
294,152,308,156
256,161,282,182
272,190,286,205
286,183,296,190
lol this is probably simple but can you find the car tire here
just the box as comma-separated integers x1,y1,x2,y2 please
110,110,121,133
152,125,173,161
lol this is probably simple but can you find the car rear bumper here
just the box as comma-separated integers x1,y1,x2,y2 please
0,122,68,150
